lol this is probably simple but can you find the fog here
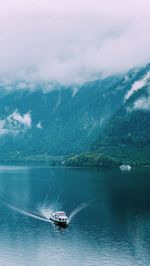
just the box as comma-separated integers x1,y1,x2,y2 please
0,0,150,84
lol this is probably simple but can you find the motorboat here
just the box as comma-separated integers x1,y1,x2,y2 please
50,209,69,227
120,164,131,171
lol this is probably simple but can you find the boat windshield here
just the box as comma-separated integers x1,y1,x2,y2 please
56,212,65,216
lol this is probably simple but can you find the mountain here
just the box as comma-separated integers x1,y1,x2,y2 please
0,63,150,165
92,64,150,165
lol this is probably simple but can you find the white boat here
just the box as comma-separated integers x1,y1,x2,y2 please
120,164,131,171
50,209,69,226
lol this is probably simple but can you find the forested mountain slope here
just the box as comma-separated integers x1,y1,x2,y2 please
0,63,150,164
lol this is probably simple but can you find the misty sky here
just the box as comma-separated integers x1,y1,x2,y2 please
0,0,150,84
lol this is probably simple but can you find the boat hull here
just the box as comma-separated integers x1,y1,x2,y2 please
50,217,69,227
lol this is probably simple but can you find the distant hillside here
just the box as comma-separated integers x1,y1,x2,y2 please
0,63,150,165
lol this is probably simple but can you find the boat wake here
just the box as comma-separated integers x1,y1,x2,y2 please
0,189,98,226
68,202,89,222
4,202,51,224
68,197,100,222
0,189,52,224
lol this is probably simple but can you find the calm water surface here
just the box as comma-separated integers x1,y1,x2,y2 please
0,165,150,266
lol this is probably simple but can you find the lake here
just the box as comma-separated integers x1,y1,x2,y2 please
0,165,150,266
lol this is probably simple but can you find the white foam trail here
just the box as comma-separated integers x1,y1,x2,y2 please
40,206,53,220
69,202,89,222
68,197,101,222
5,202,51,224
0,187,100,226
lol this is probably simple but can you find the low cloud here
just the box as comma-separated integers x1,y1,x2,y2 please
0,0,150,85
124,72,150,101
0,110,32,136
36,121,42,129
9,111,32,128
134,97,150,111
